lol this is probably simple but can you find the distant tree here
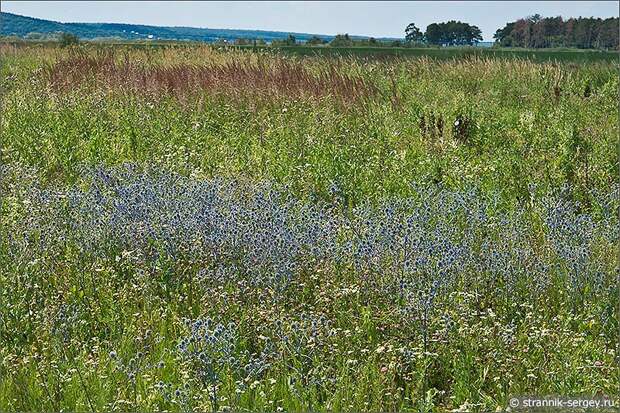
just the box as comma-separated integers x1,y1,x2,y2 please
424,23,444,45
424,21,482,46
573,18,596,49
596,17,619,49
493,15,618,50
543,16,565,47
494,22,516,46
306,35,327,45
564,18,577,47
528,14,543,24
405,22,424,42
58,32,79,47
530,20,547,48
465,23,483,45
270,34,298,46
330,33,353,47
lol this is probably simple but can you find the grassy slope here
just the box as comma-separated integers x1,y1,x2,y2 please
1,12,381,42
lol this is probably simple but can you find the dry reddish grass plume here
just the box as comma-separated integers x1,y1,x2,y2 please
45,50,378,104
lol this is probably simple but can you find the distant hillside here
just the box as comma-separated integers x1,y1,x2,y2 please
0,12,395,43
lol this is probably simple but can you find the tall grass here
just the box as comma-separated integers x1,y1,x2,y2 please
45,50,377,104
0,44,618,412
3,46,617,203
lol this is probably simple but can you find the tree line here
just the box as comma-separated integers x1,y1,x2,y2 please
403,15,618,50
231,33,410,48
494,15,619,50
10,14,617,50
405,21,482,46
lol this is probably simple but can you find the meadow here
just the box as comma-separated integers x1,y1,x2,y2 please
0,43,618,412
245,45,620,64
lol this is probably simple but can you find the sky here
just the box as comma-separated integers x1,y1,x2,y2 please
2,1,618,41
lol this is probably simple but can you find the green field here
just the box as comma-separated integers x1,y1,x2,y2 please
0,43,618,412
247,45,620,63
3,39,619,63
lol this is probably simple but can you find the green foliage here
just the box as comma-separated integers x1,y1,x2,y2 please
306,35,327,45
405,23,423,43
560,125,595,207
58,32,79,47
326,34,402,48
272,34,298,46
244,44,617,63
494,15,620,50
330,34,354,47
424,21,483,46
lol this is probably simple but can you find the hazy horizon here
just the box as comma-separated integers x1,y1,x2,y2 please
2,1,618,41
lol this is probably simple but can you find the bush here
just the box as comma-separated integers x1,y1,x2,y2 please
58,32,79,47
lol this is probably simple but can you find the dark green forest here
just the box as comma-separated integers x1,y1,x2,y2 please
405,21,482,46
494,15,619,49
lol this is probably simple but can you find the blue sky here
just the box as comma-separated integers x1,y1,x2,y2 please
2,1,618,41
